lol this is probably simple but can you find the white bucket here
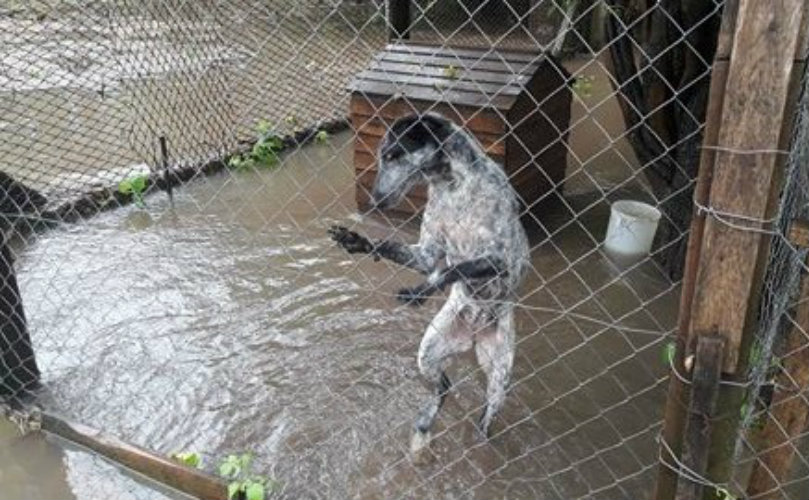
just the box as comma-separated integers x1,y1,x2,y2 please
604,200,662,258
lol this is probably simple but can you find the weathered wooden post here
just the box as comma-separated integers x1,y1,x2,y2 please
655,1,807,498
387,0,410,40
675,336,725,500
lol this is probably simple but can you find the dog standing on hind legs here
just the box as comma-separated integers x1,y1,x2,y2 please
329,113,529,450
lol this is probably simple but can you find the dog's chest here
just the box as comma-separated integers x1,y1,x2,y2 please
428,193,500,259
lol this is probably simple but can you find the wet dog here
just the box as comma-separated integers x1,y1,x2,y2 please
329,113,529,445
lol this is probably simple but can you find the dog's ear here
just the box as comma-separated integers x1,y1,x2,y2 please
417,114,452,145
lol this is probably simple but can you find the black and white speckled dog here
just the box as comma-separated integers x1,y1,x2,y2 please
329,113,529,446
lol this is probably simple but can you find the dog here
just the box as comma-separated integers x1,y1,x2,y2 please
329,113,529,445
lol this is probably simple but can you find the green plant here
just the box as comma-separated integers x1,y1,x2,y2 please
714,486,737,500
661,341,676,366
284,114,301,133
118,174,148,208
170,451,201,468
219,453,277,500
228,120,286,170
315,129,329,144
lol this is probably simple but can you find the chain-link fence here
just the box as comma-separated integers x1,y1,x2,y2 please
0,1,806,499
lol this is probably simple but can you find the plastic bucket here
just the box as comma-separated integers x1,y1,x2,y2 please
604,200,661,258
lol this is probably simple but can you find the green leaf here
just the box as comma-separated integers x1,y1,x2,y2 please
266,136,283,151
171,452,201,468
245,482,265,500
130,175,147,193
661,342,676,366
315,130,329,144
227,482,241,500
219,455,241,479
256,119,272,136
118,179,133,194
714,486,736,500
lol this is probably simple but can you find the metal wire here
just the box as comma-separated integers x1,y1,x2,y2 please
1,1,805,499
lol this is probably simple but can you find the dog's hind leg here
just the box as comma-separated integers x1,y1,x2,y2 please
414,289,472,438
474,308,515,439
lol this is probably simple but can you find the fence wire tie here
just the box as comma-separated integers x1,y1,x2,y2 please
657,432,734,494
694,199,779,235
668,354,750,388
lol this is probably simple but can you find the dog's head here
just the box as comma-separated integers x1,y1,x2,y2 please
371,113,452,210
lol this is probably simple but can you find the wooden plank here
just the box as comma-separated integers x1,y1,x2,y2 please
353,71,524,96
385,43,542,63
746,251,809,498
350,95,507,135
41,412,227,500
675,335,725,500
689,0,805,373
368,60,532,86
373,51,539,75
349,80,515,110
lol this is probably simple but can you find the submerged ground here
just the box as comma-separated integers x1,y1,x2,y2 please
7,129,678,499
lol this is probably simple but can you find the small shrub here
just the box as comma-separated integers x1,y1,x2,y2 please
228,120,285,170
219,453,278,500
118,174,148,208
315,129,329,144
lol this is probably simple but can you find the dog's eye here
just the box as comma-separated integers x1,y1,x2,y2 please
383,149,403,162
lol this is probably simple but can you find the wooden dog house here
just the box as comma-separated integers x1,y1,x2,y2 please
348,43,571,216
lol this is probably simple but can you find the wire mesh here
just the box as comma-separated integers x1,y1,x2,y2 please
1,1,803,499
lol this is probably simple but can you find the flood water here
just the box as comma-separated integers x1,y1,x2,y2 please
9,128,680,499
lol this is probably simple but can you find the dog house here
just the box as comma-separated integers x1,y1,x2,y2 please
348,43,571,216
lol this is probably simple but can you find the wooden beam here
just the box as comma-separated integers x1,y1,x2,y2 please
675,335,725,500
41,412,227,500
688,0,806,374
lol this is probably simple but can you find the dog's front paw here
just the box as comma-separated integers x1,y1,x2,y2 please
328,225,373,254
397,286,428,307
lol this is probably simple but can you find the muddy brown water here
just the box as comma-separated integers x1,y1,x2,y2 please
8,128,680,499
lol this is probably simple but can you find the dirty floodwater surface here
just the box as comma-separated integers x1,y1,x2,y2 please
11,132,679,499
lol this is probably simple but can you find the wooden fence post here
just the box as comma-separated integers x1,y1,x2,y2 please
675,335,725,500
656,1,806,498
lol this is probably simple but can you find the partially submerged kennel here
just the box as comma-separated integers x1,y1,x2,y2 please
348,43,571,215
